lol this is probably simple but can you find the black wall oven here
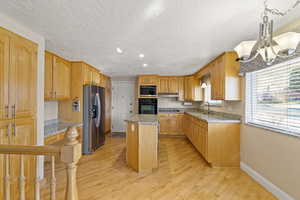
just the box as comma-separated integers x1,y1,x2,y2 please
139,98,157,115
140,85,157,97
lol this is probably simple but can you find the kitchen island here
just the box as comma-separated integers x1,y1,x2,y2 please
125,114,159,173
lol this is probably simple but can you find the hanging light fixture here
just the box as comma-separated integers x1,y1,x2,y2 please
235,0,300,65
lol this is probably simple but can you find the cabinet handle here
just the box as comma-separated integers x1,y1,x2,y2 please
7,123,11,136
54,91,57,98
13,123,17,136
5,105,9,119
12,105,16,119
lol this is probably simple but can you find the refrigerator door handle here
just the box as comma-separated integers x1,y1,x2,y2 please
95,93,101,128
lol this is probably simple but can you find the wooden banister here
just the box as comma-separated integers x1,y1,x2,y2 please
0,145,60,156
0,125,82,200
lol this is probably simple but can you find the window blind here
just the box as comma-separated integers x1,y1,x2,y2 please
246,58,300,137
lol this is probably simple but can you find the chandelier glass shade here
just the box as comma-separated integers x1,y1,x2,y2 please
234,1,300,65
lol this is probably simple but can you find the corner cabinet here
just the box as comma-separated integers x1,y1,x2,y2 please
210,52,240,100
44,51,71,101
184,76,202,102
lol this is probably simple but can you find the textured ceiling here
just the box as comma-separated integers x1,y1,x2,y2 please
0,0,300,77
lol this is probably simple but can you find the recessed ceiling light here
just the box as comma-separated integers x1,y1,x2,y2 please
116,48,123,54
139,54,145,58
143,63,148,67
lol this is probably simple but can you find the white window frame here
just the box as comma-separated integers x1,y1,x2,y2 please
245,56,300,138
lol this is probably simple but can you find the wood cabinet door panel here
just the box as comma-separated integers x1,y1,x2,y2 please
178,77,185,101
44,52,53,100
126,122,138,171
9,118,36,199
84,66,93,85
53,56,71,100
0,30,10,120
10,36,37,119
159,78,169,93
93,71,101,86
168,78,179,93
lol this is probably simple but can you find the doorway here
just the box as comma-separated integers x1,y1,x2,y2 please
111,80,135,133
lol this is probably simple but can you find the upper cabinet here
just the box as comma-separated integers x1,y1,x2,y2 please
158,77,179,94
83,64,100,86
0,27,37,120
44,51,71,101
210,52,240,101
184,76,202,102
138,75,158,86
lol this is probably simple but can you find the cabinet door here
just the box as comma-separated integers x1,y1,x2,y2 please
158,114,169,134
168,77,179,93
126,122,138,171
178,77,185,101
105,78,112,133
0,29,10,120
159,78,169,93
84,66,93,85
53,56,71,100
93,71,101,86
10,118,36,200
9,35,37,119
216,56,225,100
139,75,157,85
168,114,178,133
44,52,53,100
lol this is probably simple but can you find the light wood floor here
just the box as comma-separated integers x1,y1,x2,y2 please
43,136,277,200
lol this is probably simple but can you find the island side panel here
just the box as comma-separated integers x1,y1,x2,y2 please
126,122,139,171
138,124,159,172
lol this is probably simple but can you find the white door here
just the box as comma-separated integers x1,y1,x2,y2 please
111,80,135,132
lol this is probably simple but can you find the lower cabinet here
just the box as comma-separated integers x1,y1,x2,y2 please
158,113,184,135
184,113,240,167
0,118,36,199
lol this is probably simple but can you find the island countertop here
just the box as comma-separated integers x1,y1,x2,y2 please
125,114,159,125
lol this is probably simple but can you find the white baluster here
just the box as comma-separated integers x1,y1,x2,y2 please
50,156,56,200
19,155,25,200
4,154,10,200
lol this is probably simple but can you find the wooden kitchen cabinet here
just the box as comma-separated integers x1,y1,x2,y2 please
0,27,37,199
104,75,112,134
0,29,10,121
178,77,185,101
184,113,240,167
210,52,240,100
83,64,101,86
158,76,179,94
158,113,184,135
44,51,71,101
138,75,158,86
158,77,169,93
184,76,202,102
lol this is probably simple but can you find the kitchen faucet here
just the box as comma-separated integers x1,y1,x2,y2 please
204,102,210,114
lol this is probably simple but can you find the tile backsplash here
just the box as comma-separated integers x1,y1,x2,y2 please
44,101,58,121
158,97,200,108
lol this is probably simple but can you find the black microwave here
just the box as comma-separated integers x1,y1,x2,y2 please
140,85,157,97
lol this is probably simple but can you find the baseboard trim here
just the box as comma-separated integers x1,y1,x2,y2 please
240,162,294,200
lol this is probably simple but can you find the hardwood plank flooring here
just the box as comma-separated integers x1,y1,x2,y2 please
43,137,276,200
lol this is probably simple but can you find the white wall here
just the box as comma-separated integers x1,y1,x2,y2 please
0,12,45,178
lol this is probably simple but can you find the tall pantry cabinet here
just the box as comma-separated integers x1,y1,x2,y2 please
0,27,37,199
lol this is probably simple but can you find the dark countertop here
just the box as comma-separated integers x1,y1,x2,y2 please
44,119,83,138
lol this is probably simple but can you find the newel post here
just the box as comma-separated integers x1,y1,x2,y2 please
61,126,82,200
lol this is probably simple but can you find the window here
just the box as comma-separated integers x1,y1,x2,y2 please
201,78,223,105
246,58,300,136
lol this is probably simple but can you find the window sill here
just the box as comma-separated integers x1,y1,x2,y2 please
245,122,300,138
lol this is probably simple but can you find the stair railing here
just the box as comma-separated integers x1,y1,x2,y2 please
0,126,82,200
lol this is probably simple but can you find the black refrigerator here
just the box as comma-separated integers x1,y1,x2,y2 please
83,85,105,155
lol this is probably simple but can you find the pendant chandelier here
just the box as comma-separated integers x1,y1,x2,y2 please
235,0,300,65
